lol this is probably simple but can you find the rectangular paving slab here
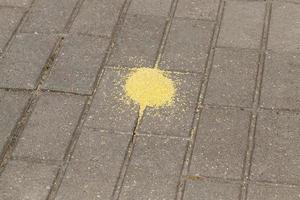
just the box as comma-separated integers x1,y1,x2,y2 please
217,1,265,49
13,93,85,161
0,90,30,153
189,107,251,179
0,160,57,200
43,35,109,94
21,0,78,33
205,48,259,107
0,34,57,89
138,72,201,137
0,7,24,53
160,18,214,73
128,0,172,17
55,129,131,200
119,136,187,200
268,2,300,53
260,51,300,110
175,0,220,20
183,181,240,200
108,15,166,67
251,110,300,185
70,0,125,37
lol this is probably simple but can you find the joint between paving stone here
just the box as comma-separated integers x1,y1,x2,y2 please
0,5,26,9
182,174,300,189
11,155,62,166
173,16,217,23
154,0,179,67
105,64,203,76
204,103,254,112
239,1,273,200
0,87,91,98
259,106,300,114
175,0,226,199
183,174,242,185
215,45,260,52
44,0,134,199
63,0,86,34
16,31,111,39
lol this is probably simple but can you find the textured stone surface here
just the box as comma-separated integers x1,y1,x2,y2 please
128,0,172,16
0,0,32,7
218,1,265,49
268,3,300,52
175,0,220,20
251,110,300,184
71,0,125,36
260,51,300,110
0,160,57,200
0,0,299,198
119,136,187,200
161,18,214,73
0,7,24,53
56,129,131,200
0,34,57,89
0,90,30,152
138,72,201,137
248,184,300,200
21,0,78,33
205,48,259,107
108,15,165,67
83,68,138,132
189,107,251,179
13,93,85,160
183,181,240,200
43,35,109,94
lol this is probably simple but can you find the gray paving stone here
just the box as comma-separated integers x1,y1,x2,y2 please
260,52,300,110
0,7,24,53
71,0,124,36
0,160,57,200
217,1,265,49
175,0,220,20
0,90,30,152
13,93,85,160
160,18,214,73
251,110,300,184
268,3,300,53
205,48,259,107
43,36,109,94
108,15,166,67
247,184,300,200
21,0,78,33
119,136,187,200
0,0,32,7
128,0,172,16
183,181,240,200
56,129,131,200
0,34,57,89
138,72,201,137
84,68,138,132
189,107,251,179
